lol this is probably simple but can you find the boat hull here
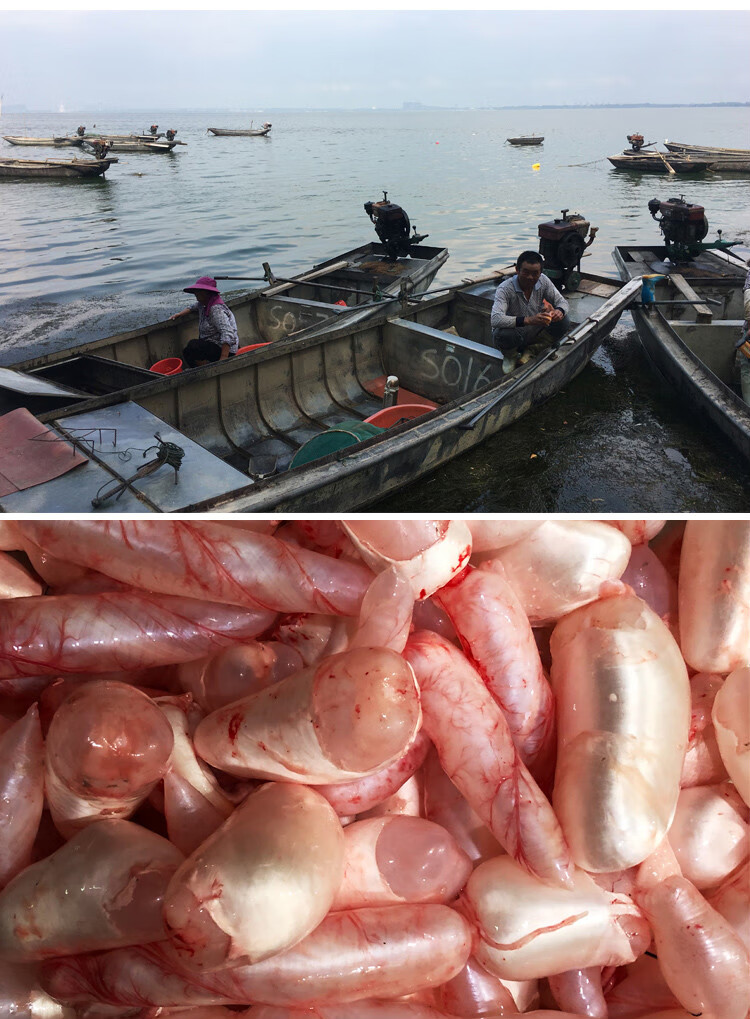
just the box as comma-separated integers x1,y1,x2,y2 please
608,153,712,173
612,245,750,462
3,136,83,147
0,157,116,178
9,242,450,373
1,271,634,512
507,136,543,145
664,140,750,157
208,128,271,136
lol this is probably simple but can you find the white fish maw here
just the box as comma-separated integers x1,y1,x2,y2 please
467,856,647,980
343,520,472,600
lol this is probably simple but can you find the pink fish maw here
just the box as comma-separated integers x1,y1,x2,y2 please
163,782,345,970
40,904,474,1007
331,815,472,911
0,703,44,889
637,875,750,1019
45,680,174,837
194,646,421,783
0,818,183,960
678,519,750,673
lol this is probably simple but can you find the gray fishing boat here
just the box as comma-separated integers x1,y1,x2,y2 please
664,141,750,173
608,152,712,174
2,135,83,147
0,210,640,513
664,140,750,157
82,138,179,154
0,156,117,179
10,197,448,374
208,122,272,137
612,196,750,461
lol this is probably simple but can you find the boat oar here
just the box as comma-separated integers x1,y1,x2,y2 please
656,150,676,175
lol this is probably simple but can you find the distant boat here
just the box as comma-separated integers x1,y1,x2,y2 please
507,135,544,146
3,135,83,147
0,156,117,179
208,122,272,137
82,138,180,154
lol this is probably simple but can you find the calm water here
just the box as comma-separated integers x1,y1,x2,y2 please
1,106,749,511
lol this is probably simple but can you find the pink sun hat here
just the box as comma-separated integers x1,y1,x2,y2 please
183,275,221,295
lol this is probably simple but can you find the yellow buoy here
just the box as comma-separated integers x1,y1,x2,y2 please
532,163,540,171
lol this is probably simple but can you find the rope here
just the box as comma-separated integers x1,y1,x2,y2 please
565,158,607,167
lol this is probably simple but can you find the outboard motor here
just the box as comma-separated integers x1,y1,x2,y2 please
647,195,711,261
537,209,598,291
76,125,86,137
262,122,272,130
150,124,159,136
627,133,645,152
92,139,110,159
165,129,177,142
364,192,428,261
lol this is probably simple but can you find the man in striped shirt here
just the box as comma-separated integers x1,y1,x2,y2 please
490,251,571,374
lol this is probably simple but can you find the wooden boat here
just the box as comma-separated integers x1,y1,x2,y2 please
663,141,750,173
82,138,179,154
3,135,83,147
612,241,750,461
9,240,450,374
664,140,750,157
0,270,640,513
81,132,165,142
0,157,117,179
608,152,712,174
507,136,543,145
208,123,272,137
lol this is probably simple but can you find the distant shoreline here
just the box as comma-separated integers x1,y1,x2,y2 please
2,103,749,115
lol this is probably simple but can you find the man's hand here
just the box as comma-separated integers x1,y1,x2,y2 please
549,307,564,323
528,311,552,327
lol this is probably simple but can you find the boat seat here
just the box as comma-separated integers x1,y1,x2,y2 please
669,273,713,322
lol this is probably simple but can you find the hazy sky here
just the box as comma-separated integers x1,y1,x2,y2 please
1,8,749,111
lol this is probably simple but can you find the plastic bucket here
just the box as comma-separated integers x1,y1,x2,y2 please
237,343,271,354
290,421,383,470
364,403,432,428
150,357,182,375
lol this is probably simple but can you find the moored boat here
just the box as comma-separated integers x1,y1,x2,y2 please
664,140,750,157
82,138,179,153
663,141,750,173
0,268,640,513
0,156,117,179
2,135,83,147
608,151,712,173
9,198,448,374
208,122,272,137
612,195,750,461
507,135,543,145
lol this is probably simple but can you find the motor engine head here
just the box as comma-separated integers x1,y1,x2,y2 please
76,126,86,137
648,195,709,260
364,192,428,261
627,133,645,151
150,124,159,135
92,139,110,159
165,129,177,141
537,209,598,290
262,122,272,130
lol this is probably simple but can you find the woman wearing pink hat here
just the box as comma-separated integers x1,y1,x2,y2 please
170,275,239,368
